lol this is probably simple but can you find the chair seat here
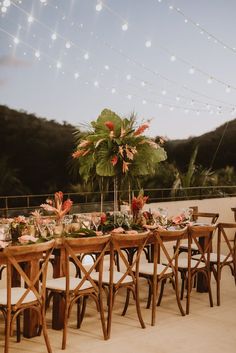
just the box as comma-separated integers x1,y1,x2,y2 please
46,277,92,291
0,287,37,306
193,253,233,263
139,262,172,276
177,258,205,269
90,270,133,284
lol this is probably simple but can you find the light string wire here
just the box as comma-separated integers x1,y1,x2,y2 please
165,1,236,55
45,1,236,109
8,0,236,109
1,0,235,115
85,0,236,91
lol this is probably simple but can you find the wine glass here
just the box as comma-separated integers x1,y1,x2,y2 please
115,212,124,227
158,207,168,226
91,213,101,231
124,212,133,229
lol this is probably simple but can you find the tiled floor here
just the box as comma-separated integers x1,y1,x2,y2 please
0,264,235,353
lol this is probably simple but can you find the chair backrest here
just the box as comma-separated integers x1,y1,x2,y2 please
217,223,236,265
110,231,150,287
63,235,111,293
2,240,55,310
188,224,216,269
192,212,219,224
154,227,188,277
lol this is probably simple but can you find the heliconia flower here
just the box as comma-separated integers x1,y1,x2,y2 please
72,149,90,158
125,145,137,160
46,198,53,205
62,199,73,211
134,123,149,136
118,145,124,157
105,121,114,131
55,191,63,202
111,155,118,166
100,213,107,224
122,160,130,173
78,140,91,148
109,131,115,139
120,126,126,138
72,150,85,158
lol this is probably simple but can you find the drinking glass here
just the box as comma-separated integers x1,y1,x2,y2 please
158,207,168,226
91,213,101,231
115,212,124,227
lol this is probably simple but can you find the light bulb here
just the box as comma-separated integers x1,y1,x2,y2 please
28,16,34,23
84,52,89,60
94,81,99,87
51,33,57,40
35,50,40,58
127,94,132,100
145,40,152,48
3,0,11,7
161,90,167,95
207,77,213,84
170,55,176,62
142,99,147,105
122,23,128,31
95,2,102,11
74,72,79,79
56,61,62,69
104,64,109,70
189,67,195,75
111,88,116,94
13,37,19,44
226,86,231,93
126,74,131,80
65,41,71,49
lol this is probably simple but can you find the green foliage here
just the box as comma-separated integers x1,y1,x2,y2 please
72,109,167,188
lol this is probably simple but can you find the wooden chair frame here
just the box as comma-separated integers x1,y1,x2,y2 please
0,240,55,353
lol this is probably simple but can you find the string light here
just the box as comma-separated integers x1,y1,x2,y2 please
56,61,62,69
65,41,71,49
122,23,128,31
3,0,11,7
145,40,152,48
51,33,57,40
74,72,79,79
95,2,103,12
28,15,34,23
83,52,89,60
13,37,19,44
1,2,235,119
35,50,40,58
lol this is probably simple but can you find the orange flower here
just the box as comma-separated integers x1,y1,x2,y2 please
105,121,114,131
78,140,91,148
134,123,149,136
111,155,118,166
72,150,84,158
122,161,130,173
125,145,137,160
72,149,90,158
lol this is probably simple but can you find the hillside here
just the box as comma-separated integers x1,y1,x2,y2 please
164,119,236,171
0,105,75,195
1,104,235,195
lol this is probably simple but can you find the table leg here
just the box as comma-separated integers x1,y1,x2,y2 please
52,248,65,330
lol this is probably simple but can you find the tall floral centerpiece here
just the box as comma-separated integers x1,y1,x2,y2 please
72,109,167,212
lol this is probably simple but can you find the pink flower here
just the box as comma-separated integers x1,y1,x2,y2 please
134,123,149,136
105,121,114,131
172,215,183,224
18,235,37,244
111,155,118,166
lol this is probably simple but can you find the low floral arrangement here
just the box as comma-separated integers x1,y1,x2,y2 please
40,191,73,222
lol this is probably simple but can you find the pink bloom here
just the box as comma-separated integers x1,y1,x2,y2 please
18,235,37,244
172,215,183,224
111,155,118,166
134,123,149,136
62,199,73,212
105,121,114,131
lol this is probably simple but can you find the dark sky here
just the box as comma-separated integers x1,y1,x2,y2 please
0,0,236,139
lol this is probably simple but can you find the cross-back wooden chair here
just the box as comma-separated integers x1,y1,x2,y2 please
139,227,187,326
0,239,55,353
178,212,219,256
90,231,150,338
209,222,236,305
180,224,216,314
46,234,111,350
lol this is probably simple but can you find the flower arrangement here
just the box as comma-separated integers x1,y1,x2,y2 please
40,191,73,222
131,190,148,223
72,109,167,183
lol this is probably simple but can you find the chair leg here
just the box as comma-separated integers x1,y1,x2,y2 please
77,296,87,328
180,271,185,300
146,280,152,309
173,274,185,316
122,288,131,316
134,286,145,329
157,279,166,307
5,310,11,353
16,314,21,342
41,307,52,353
